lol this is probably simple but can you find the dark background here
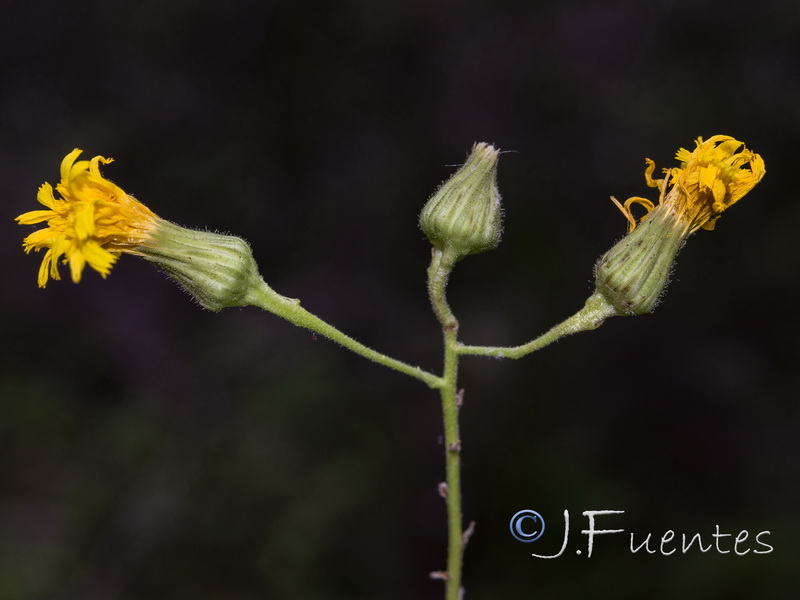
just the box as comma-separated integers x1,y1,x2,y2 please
2,1,798,598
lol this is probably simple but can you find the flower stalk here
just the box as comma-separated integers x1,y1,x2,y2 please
245,278,442,388
458,292,617,358
426,247,466,600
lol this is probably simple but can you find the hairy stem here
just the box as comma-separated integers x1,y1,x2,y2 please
427,248,466,600
458,291,617,358
246,278,442,388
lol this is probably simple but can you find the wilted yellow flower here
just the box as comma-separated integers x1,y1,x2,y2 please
596,135,764,316
16,149,160,287
616,135,765,234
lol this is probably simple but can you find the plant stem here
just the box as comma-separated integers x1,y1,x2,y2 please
441,336,463,600
246,278,442,389
427,248,466,600
247,252,616,600
457,291,618,358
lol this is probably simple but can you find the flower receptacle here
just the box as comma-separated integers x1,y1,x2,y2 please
594,208,686,316
140,221,262,311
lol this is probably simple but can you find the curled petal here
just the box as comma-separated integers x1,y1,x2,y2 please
615,135,764,234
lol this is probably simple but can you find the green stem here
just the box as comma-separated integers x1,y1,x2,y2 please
441,336,463,600
247,250,616,600
427,248,466,600
458,291,618,359
246,278,442,389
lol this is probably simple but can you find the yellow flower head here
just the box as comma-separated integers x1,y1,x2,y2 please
616,135,765,234
16,149,160,287
597,135,765,316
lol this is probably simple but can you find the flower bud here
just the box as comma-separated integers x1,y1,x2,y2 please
419,143,503,260
139,220,261,311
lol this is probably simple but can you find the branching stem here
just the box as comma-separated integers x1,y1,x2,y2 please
246,278,442,389
248,251,616,600
458,292,617,359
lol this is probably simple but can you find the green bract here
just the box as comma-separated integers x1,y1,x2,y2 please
594,207,686,316
142,221,261,311
419,143,503,260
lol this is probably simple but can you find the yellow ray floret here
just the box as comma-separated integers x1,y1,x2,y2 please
16,149,160,287
614,135,765,233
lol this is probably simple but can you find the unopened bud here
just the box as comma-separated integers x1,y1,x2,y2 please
420,143,503,260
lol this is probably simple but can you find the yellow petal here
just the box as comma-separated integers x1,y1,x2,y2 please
675,147,692,164
36,183,60,210
643,158,661,188
68,248,86,283
73,202,97,241
81,240,118,277
59,149,83,183
16,209,55,225
89,155,114,179
37,249,54,288
22,227,61,251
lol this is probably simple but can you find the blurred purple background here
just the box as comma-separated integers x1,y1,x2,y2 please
1,1,798,598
